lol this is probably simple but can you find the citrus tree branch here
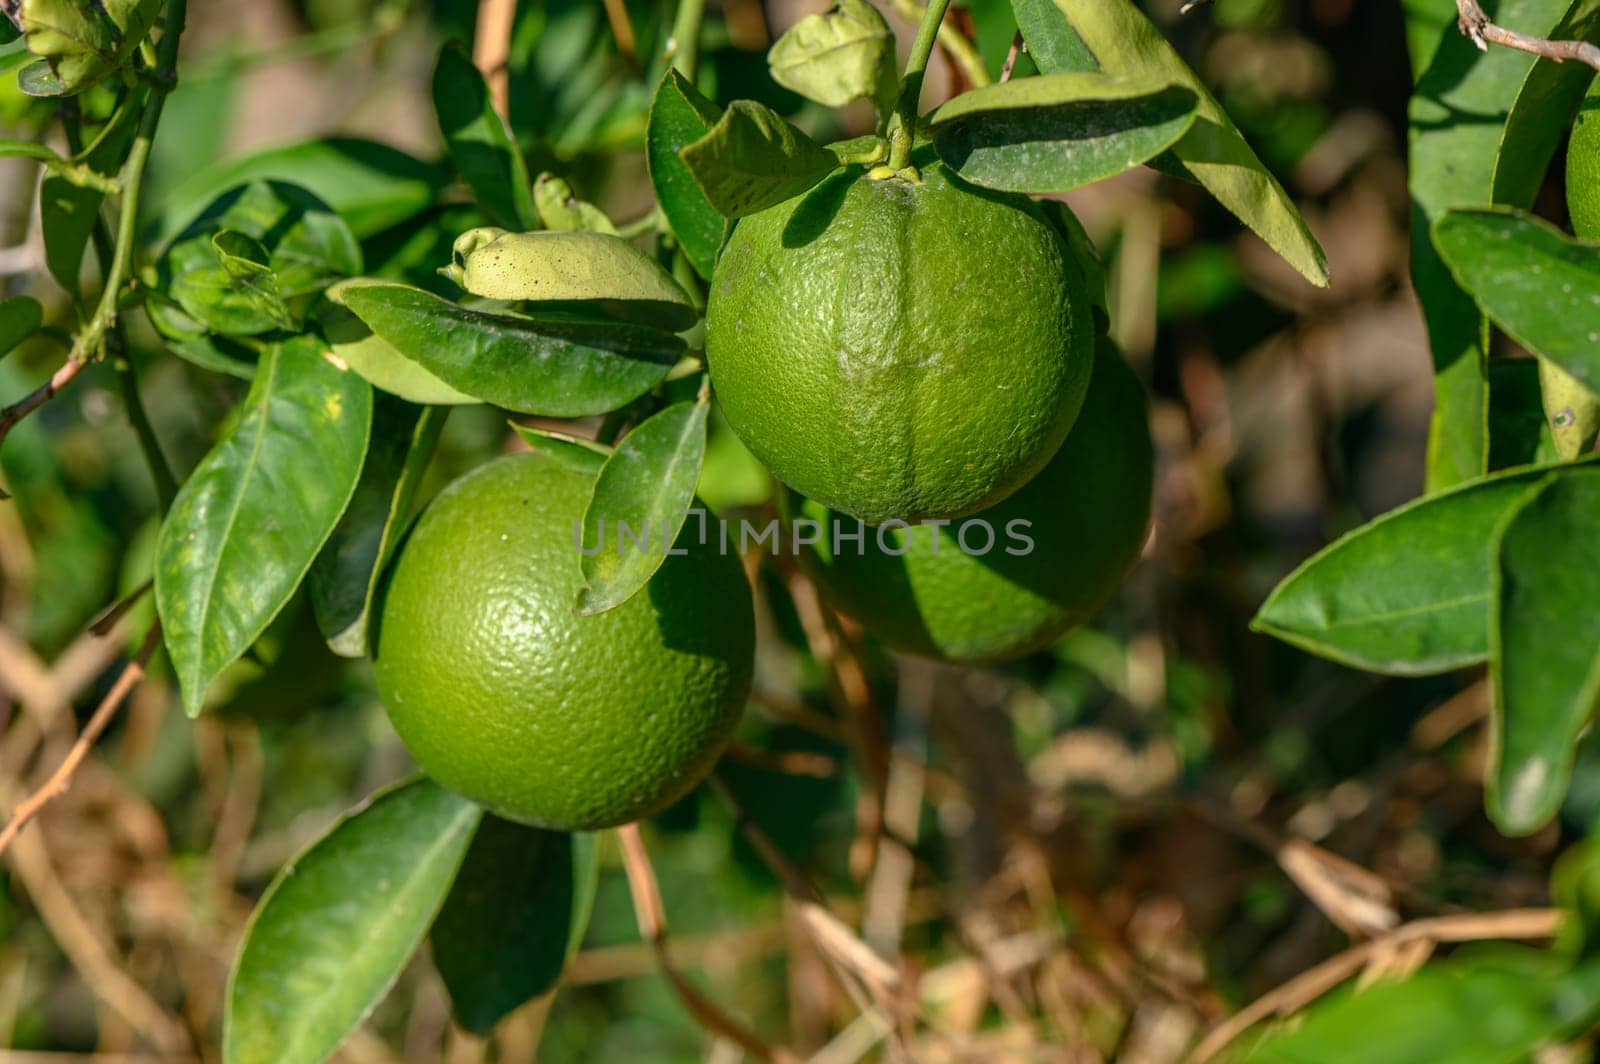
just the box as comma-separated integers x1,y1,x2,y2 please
0,0,189,458
1455,0,1600,70
616,823,801,1063
0,624,161,858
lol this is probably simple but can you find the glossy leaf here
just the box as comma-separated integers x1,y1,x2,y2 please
679,100,840,219
1408,0,1576,490
1252,461,1595,675
1491,0,1600,204
430,820,599,1036
1433,208,1600,391
446,227,697,331
224,778,481,1064
577,394,710,615
1488,357,1557,471
647,70,726,281
153,138,446,244
1028,0,1328,288
767,0,895,110
309,399,446,657
929,72,1197,193
156,337,373,716
1489,470,1600,834
0,295,41,358
162,181,361,336
433,42,538,230
322,302,476,406
1240,949,1600,1063
330,280,681,418
1011,0,1097,74
211,229,294,330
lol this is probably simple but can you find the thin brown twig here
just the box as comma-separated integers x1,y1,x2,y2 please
708,773,911,1050
723,740,840,779
1455,0,1600,71
0,358,88,468
601,0,640,69
0,624,161,858
8,823,193,1053
615,823,800,1064
1000,30,1023,83
473,0,516,117
1190,907,1563,1062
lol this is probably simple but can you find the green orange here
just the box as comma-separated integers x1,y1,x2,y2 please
706,159,1093,525
1571,75,1600,239
372,440,754,830
788,339,1153,663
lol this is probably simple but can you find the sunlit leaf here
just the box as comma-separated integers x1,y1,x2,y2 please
224,778,481,1064
577,393,710,615
156,336,372,715
330,280,680,418
930,72,1197,193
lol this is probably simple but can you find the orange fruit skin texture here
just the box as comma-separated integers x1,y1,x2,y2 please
372,442,754,831
705,159,1094,526
1572,75,1600,239
788,340,1152,663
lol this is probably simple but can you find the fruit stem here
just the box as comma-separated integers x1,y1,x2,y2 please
669,0,706,82
887,0,953,172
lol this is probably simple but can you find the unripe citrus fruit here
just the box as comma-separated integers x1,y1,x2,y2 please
372,440,754,830
1571,75,1600,239
787,339,1152,663
706,160,1094,525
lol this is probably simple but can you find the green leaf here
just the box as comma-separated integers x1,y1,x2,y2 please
308,398,446,657
679,100,840,219
767,0,896,111
433,42,538,230
152,138,447,244
1432,208,1600,391
446,227,698,332
430,820,599,1036
1489,469,1600,834
1252,461,1595,675
211,229,295,331
1408,0,1578,490
155,337,373,716
1489,357,1558,471
1491,0,1600,206
161,181,361,337
1027,0,1328,288
329,280,681,418
577,393,710,615
321,302,476,406
224,777,481,1064
1011,0,1100,74
0,295,42,358
929,72,1197,193
647,70,726,281
1241,949,1600,1063
41,86,144,295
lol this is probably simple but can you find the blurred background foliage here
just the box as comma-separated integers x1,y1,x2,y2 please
0,0,1588,1060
